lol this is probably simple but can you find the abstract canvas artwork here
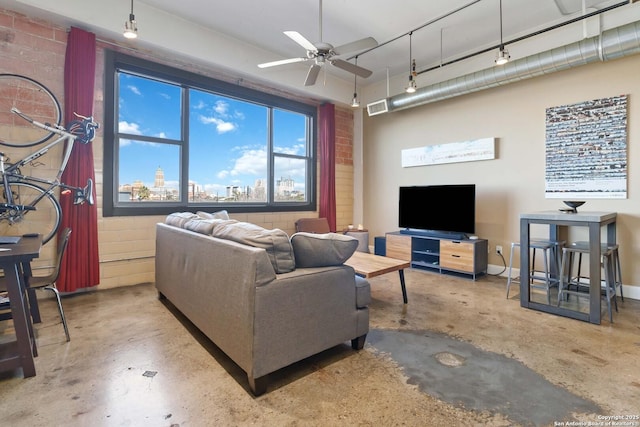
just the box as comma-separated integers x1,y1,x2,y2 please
545,95,627,199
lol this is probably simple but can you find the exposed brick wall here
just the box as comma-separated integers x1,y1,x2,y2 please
334,106,354,231
335,106,354,166
0,6,355,289
0,9,68,269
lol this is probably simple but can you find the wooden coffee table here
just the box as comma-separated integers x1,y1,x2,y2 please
345,251,411,304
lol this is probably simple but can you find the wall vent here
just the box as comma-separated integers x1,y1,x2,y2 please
366,99,389,116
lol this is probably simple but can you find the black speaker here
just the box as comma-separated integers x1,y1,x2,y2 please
374,236,386,256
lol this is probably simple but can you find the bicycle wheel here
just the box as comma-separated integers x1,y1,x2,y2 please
0,181,61,244
0,74,62,147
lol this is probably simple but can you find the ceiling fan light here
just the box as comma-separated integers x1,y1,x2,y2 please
495,46,510,65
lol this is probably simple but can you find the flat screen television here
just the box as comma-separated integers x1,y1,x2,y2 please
398,184,475,238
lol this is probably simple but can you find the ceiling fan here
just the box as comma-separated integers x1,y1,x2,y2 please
258,0,378,86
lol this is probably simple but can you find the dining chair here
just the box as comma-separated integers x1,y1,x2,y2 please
0,228,72,341
295,217,331,234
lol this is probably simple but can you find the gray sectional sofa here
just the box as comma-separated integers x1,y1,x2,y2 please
155,212,370,395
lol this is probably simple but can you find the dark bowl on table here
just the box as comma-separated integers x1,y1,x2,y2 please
562,201,585,212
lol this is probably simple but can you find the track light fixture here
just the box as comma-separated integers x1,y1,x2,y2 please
123,0,138,39
495,0,510,65
351,57,360,108
406,33,418,94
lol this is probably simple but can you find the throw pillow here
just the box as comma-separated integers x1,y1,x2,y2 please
184,218,238,235
290,232,358,268
197,210,230,220
211,221,295,274
165,212,199,228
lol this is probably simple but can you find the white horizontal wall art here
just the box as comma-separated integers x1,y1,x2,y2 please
545,95,628,199
401,137,495,168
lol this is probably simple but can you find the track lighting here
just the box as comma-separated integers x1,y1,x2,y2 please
405,33,418,94
406,59,417,93
495,0,509,65
123,0,138,39
496,46,510,65
351,57,360,108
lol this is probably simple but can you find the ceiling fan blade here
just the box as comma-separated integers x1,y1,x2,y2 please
304,64,322,86
284,31,317,52
258,57,307,68
331,59,373,78
332,37,378,55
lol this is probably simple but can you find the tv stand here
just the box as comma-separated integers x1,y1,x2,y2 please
399,228,468,240
386,231,487,280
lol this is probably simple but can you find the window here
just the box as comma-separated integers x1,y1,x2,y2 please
103,51,317,216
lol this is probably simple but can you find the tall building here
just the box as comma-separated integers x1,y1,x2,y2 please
276,176,295,197
254,178,266,201
154,166,165,188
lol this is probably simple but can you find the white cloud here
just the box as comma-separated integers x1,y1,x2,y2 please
230,148,267,177
128,85,141,96
274,143,305,155
119,121,142,135
214,100,228,116
199,115,237,134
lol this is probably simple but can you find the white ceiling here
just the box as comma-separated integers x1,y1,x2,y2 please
2,0,637,103
140,0,624,84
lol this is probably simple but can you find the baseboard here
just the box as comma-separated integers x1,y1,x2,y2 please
487,263,639,301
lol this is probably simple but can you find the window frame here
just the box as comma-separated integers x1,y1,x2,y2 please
103,50,317,217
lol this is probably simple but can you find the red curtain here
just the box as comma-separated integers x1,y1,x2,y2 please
318,103,336,232
57,27,100,292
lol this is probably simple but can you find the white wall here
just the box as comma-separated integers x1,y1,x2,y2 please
362,53,640,299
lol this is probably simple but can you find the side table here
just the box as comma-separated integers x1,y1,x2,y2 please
344,229,369,253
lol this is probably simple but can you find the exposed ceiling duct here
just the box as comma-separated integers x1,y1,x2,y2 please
371,19,640,115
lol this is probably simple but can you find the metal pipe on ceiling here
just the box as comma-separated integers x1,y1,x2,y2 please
383,18,640,113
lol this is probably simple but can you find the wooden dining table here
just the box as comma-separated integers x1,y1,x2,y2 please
0,234,42,377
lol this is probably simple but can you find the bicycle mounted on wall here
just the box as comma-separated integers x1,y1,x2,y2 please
0,74,99,244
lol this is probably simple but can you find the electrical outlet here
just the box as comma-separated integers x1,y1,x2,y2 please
496,245,503,255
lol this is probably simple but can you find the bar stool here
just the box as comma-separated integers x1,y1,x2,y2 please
558,242,618,322
570,241,623,302
506,239,564,304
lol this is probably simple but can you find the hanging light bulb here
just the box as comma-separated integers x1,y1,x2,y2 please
351,57,360,108
406,59,417,93
123,0,138,39
496,46,510,65
495,0,510,65
406,33,418,93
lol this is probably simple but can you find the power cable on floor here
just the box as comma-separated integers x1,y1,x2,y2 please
488,251,507,276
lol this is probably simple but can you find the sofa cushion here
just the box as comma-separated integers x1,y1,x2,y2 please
197,210,230,220
184,218,238,235
212,222,295,274
290,232,358,268
165,212,199,228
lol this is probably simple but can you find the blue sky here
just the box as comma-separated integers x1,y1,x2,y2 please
117,73,308,195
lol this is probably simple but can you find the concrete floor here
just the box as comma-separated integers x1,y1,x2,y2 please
0,270,639,426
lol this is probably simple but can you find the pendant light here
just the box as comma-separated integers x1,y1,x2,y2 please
406,32,417,93
123,0,138,39
495,0,510,65
351,57,360,108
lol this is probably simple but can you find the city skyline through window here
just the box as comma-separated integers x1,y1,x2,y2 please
104,50,317,216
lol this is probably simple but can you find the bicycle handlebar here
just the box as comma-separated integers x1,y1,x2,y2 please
10,107,99,144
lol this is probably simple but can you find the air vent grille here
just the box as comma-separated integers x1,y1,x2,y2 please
366,99,389,116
